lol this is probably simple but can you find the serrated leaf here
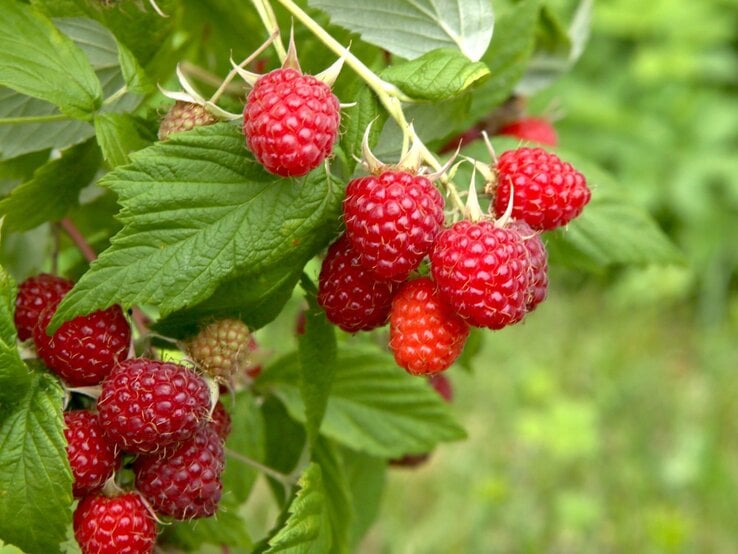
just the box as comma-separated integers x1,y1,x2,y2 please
266,463,332,554
0,368,72,554
341,447,385,548
0,140,101,232
49,123,342,332
382,48,490,101
116,38,154,94
339,86,385,175
309,0,493,62
262,348,466,458
161,510,253,551
221,391,265,507
94,113,153,167
468,0,540,121
0,268,27,403
298,277,337,449
0,3,102,118
314,440,352,554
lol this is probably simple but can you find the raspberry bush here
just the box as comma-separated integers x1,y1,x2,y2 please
0,1,680,552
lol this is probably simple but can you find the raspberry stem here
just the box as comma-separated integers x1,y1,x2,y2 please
251,0,288,62
225,447,295,486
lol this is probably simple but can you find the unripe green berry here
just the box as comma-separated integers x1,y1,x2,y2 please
186,318,254,382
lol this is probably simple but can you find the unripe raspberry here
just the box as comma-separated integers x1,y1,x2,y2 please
343,170,445,280
186,318,253,382
97,358,211,454
430,220,529,330
317,234,400,332
389,278,469,375
34,298,131,387
73,491,157,554
134,425,224,520
64,410,120,497
158,101,219,141
497,117,558,146
493,147,590,231
507,220,548,312
14,273,73,341
244,68,340,177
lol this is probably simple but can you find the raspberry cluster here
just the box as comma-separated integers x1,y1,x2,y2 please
317,145,589,377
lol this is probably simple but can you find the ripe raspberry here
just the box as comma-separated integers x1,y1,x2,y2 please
186,318,254,382
343,171,445,280
158,101,218,141
14,273,73,341
389,278,469,375
73,491,157,554
243,68,340,177
430,220,529,330
428,373,453,403
134,425,224,520
497,117,558,147
210,401,232,440
34,299,131,387
64,410,120,497
97,358,211,454
317,234,400,332
493,147,590,231
508,220,548,312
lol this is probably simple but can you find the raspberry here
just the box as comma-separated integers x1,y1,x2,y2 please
493,147,590,231
508,220,548,312
64,410,120,497
134,425,224,520
343,170,445,280
429,373,453,402
497,117,558,147
186,318,253,382
158,101,218,141
430,220,529,330
210,401,232,440
389,278,469,375
97,358,211,454
34,298,131,387
243,68,340,177
14,273,73,341
317,234,400,332
73,491,157,554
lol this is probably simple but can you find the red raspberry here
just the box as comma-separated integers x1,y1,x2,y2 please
493,147,590,231
64,410,120,497
430,220,529,330
210,401,232,440
317,234,400,332
97,358,211,454
73,491,157,554
34,299,131,387
508,220,548,312
429,373,453,402
389,278,469,375
497,117,558,147
14,273,73,341
343,171,445,280
134,425,224,520
243,68,340,177
158,101,219,141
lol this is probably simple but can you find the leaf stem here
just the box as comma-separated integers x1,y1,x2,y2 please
272,0,466,213
251,0,288,62
225,447,294,486
0,113,69,125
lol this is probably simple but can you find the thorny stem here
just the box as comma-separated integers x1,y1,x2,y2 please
251,0,287,62
225,447,295,486
272,0,467,214
59,218,149,337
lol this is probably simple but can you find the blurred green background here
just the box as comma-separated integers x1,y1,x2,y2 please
363,0,738,552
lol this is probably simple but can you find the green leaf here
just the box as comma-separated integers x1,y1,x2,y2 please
94,113,153,168
116,38,154,95
338,86,385,175
456,327,483,372
0,3,101,118
341,447,385,548
0,369,72,554
221,391,265,507
0,268,26,401
382,48,490,101
261,397,307,506
298,276,337,449
545,150,683,268
265,463,333,553
49,123,342,332
0,139,101,232
468,0,540,121
309,0,493,62
262,348,466,458
313,440,352,554
161,510,253,551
